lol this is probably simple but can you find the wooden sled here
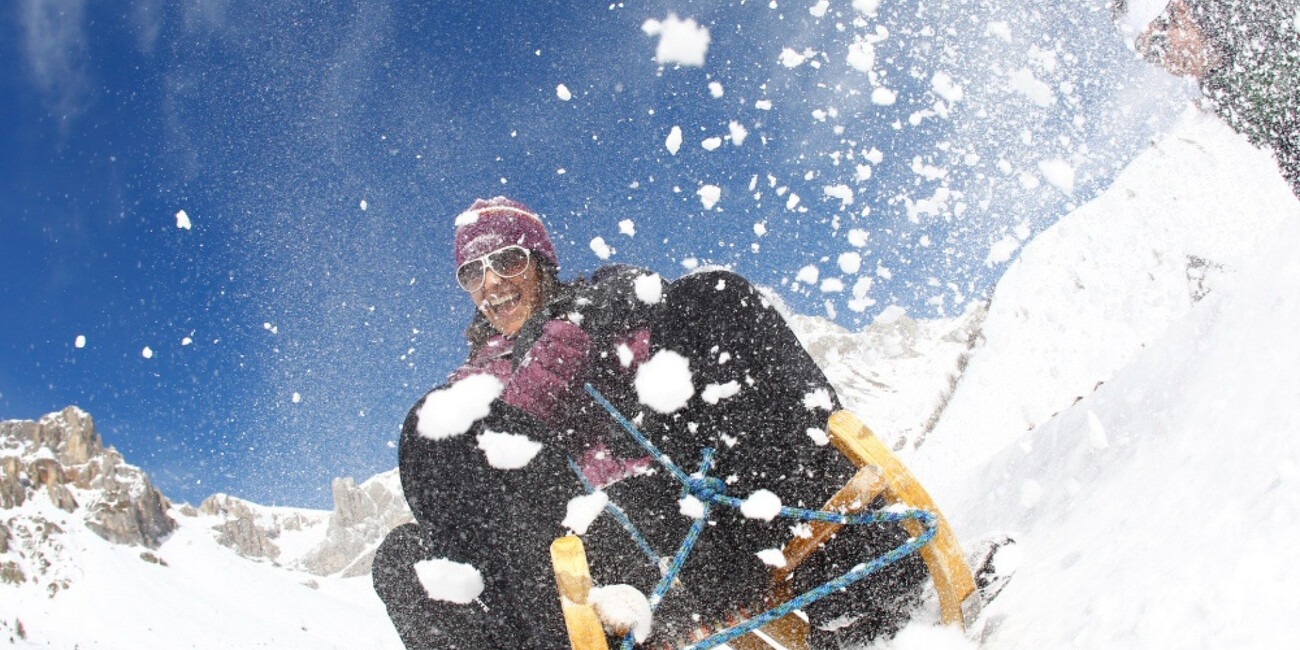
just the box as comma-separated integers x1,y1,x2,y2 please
551,410,978,650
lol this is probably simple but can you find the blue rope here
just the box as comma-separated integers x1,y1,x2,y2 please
583,384,938,650
567,457,662,568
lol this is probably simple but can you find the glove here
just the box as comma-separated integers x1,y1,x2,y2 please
502,319,591,425
590,584,653,643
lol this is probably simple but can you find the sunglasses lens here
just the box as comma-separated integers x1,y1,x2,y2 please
490,247,530,278
456,260,486,291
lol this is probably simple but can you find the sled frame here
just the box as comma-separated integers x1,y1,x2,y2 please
551,410,978,649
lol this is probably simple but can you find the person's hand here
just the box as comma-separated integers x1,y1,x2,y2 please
590,584,652,643
502,319,590,424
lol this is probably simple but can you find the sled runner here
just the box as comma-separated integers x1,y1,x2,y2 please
551,408,978,650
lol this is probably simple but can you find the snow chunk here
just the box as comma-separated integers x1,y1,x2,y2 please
839,252,863,274
986,20,1012,42
563,491,609,535
590,584,653,643
741,489,783,521
806,427,830,445
416,374,503,440
360,199,368,211
701,136,723,151
824,184,854,206
414,558,484,604
74,335,86,349
932,71,964,103
847,39,875,72
755,99,773,110
665,126,683,155
1009,68,1055,107
175,210,192,230
635,350,695,413
985,235,1021,266
885,623,973,649
871,87,897,105
708,81,724,98
698,184,722,210
556,83,572,101
728,121,748,146
820,278,845,293
848,228,870,247
679,495,706,518
634,273,664,304
142,346,154,359
803,387,835,411
590,237,613,260
476,430,544,470
1038,158,1076,195
756,548,788,568
292,392,301,404
796,265,820,285
780,47,815,68
642,14,710,67
702,381,742,405
852,0,881,15
809,0,830,18
619,219,636,236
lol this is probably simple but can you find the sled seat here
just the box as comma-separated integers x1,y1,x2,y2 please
551,410,978,650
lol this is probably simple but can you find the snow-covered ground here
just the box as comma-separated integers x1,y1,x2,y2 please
883,109,1300,648
4,104,1299,648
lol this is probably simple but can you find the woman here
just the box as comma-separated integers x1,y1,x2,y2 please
1137,0,1300,198
372,197,925,649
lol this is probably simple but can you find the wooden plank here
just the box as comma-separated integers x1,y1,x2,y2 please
826,411,979,628
551,535,611,650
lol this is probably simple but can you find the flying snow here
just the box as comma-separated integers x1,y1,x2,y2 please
740,489,783,521
642,14,710,67
803,387,835,411
590,237,614,260
871,87,897,105
416,374,503,440
701,381,742,405
665,126,683,155
1038,158,1076,195
1009,68,1056,107
563,491,609,535
590,585,653,643
697,184,722,209
635,350,695,414
414,558,485,604
634,273,664,304
556,83,573,101
679,495,706,519
985,235,1022,266
476,430,544,470
728,121,748,146
846,39,875,72
756,548,788,568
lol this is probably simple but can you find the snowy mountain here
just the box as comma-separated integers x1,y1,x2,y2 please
4,104,1298,648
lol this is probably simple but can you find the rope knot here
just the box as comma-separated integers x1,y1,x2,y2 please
685,475,727,502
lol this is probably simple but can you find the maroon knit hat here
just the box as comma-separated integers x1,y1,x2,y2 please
453,196,559,269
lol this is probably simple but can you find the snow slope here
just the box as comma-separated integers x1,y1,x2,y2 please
0,493,403,649
881,108,1300,648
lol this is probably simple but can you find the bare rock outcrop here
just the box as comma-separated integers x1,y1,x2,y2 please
199,493,283,561
0,407,176,549
298,470,412,577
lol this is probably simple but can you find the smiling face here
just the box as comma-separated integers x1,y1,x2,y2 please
1138,1,1222,79
469,258,545,337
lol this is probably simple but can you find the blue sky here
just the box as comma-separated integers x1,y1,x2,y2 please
1,0,1186,508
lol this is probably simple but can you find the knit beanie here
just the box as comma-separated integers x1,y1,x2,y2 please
454,196,559,268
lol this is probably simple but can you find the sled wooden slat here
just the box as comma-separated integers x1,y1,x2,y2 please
826,410,979,628
552,535,611,650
